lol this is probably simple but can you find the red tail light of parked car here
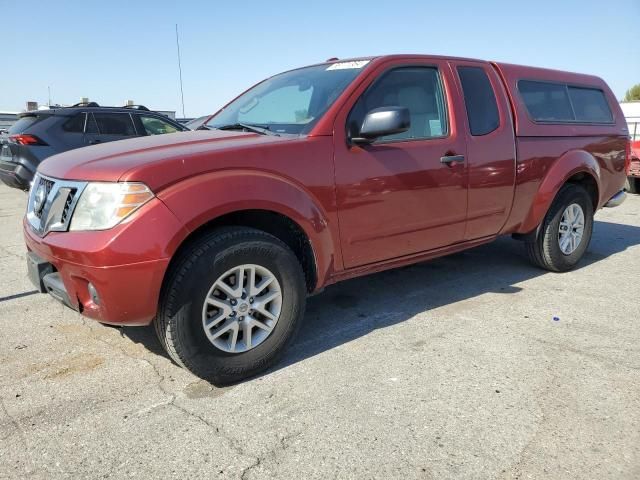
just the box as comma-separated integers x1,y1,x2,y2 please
9,134,48,146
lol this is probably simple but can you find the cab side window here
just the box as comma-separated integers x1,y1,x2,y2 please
457,66,500,136
348,67,448,143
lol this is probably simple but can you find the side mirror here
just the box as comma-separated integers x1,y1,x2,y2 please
351,106,410,144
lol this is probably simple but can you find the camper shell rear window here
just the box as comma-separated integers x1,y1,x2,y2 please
517,80,613,125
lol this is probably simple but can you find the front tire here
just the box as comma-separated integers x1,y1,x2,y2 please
625,177,639,194
155,227,306,385
525,184,594,272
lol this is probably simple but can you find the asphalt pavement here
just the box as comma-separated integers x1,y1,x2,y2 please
1,184,639,479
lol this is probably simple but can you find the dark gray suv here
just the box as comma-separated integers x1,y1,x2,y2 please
0,104,188,190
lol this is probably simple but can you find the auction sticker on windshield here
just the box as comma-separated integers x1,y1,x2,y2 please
326,60,370,70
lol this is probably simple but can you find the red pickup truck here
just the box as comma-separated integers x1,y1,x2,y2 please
23,55,629,383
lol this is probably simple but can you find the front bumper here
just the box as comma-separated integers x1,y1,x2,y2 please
23,198,189,326
27,252,75,310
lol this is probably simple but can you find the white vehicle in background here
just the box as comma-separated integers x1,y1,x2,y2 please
621,101,640,140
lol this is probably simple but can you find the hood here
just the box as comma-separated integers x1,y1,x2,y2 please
38,130,296,191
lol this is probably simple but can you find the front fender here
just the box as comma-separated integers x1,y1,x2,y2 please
518,150,601,234
156,169,339,289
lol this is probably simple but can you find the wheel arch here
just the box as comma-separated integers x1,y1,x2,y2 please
167,209,319,292
157,169,340,293
517,150,601,234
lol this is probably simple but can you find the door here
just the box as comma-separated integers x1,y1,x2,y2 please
85,112,138,145
450,61,516,240
333,60,469,268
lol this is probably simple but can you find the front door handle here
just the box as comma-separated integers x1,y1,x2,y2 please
440,154,465,165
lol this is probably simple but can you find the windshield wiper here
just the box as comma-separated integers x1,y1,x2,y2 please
214,123,278,136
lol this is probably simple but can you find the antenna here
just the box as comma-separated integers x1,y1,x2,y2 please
175,24,186,118
48,86,51,107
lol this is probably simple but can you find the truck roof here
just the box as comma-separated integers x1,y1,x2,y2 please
322,55,605,82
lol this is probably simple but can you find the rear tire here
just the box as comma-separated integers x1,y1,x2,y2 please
155,227,306,385
525,184,593,272
625,177,639,194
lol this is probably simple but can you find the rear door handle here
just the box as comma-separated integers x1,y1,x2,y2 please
440,154,465,165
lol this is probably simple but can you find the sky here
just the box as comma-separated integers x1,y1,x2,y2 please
1,0,639,117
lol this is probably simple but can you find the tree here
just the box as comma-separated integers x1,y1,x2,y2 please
624,84,640,102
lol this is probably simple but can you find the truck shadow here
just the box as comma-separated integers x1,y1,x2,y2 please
120,219,640,382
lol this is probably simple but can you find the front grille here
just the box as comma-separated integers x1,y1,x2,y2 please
27,174,86,236
34,178,55,219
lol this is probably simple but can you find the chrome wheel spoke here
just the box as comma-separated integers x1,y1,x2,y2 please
243,321,253,349
256,290,279,306
209,320,237,340
206,296,232,313
251,317,273,333
251,275,274,297
216,279,239,299
246,267,257,297
204,298,232,327
255,305,277,321
205,310,228,329
230,323,240,351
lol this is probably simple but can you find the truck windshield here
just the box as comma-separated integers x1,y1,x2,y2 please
205,62,368,135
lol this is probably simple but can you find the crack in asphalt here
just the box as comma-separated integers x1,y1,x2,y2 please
504,373,554,480
528,335,640,371
0,396,38,477
501,332,612,479
240,431,303,480
80,318,265,473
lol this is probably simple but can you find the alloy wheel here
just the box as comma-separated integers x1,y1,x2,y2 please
201,264,282,353
558,203,585,255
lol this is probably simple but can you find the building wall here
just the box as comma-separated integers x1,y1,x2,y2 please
621,102,640,141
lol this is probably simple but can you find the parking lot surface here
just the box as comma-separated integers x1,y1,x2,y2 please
1,183,639,479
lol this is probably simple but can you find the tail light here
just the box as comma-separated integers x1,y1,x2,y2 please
625,138,631,175
9,134,48,146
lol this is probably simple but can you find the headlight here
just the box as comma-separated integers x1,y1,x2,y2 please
69,182,154,231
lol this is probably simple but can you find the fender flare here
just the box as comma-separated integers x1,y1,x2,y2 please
156,169,339,289
518,150,601,234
